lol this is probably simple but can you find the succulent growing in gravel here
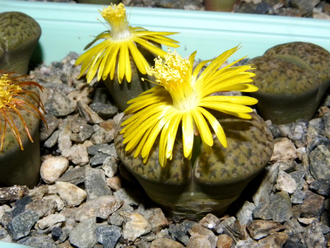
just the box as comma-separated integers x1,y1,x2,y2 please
75,3,180,84
120,46,258,167
0,71,46,150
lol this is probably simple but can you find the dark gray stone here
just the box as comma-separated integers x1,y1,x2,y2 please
309,145,330,180
310,179,330,197
254,191,293,223
17,236,58,248
169,221,193,246
283,240,307,248
44,89,76,117
8,209,39,240
96,225,121,248
89,102,118,119
300,191,324,218
87,143,111,155
57,165,85,185
12,196,32,217
85,166,111,200
39,113,59,142
90,153,109,167
303,220,326,248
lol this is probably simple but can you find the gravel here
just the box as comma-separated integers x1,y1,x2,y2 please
1,0,330,247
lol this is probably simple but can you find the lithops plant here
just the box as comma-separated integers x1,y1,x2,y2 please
0,12,41,75
115,47,274,219
0,71,46,188
116,111,273,219
249,42,330,124
75,3,179,112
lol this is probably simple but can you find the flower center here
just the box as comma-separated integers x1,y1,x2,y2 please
100,3,131,41
0,74,21,108
148,51,198,111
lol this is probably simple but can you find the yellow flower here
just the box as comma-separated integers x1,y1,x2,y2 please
120,46,259,167
0,72,46,151
75,3,180,84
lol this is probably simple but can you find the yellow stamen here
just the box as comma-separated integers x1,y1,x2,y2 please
147,51,198,110
100,3,131,40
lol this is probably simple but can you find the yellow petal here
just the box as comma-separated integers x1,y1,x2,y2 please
197,107,227,148
127,42,149,74
191,109,213,148
134,38,167,57
202,95,258,105
182,112,194,159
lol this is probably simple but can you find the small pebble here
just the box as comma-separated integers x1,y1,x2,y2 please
40,156,69,184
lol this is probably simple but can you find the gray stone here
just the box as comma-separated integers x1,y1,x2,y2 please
77,100,104,124
43,130,59,148
61,140,91,165
39,113,59,142
87,143,111,155
69,218,97,248
254,191,293,223
303,220,326,248
25,198,57,218
310,179,330,197
11,196,32,217
44,88,76,117
113,188,143,207
236,201,256,225
108,211,124,227
309,145,330,180
283,240,307,248
17,236,58,248
102,157,119,178
90,121,117,144
291,188,306,204
85,166,112,200
57,165,85,185
253,163,279,207
300,191,324,218
96,225,121,248
89,102,118,119
90,153,109,167
69,116,94,142
168,222,192,246
7,209,39,240
288,121,308,147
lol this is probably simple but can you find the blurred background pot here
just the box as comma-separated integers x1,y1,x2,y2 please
76,0,121,4
0,11,41,75
249,42,330,124
115,111,274,220
204,0,240,11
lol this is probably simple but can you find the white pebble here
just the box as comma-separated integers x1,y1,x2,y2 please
55,181,87,207
40,156,69,184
